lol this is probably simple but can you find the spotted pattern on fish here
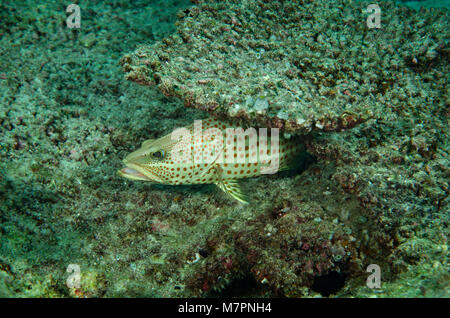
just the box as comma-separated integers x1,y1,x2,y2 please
118,118,304,203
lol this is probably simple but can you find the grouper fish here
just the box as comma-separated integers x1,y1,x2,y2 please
118,118,304,203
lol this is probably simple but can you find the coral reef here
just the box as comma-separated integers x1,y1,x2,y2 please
0,0,448,298
120,0,448,135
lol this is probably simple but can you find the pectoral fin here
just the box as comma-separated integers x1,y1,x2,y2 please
216,180,248,204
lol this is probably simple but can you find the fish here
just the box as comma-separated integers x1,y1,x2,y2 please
118,118,304,203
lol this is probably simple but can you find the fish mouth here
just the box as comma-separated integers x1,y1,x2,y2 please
117,163,159,182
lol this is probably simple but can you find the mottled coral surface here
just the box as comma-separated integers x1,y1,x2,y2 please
121,0,448,135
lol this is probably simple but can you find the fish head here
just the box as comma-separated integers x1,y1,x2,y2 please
118,136,176,183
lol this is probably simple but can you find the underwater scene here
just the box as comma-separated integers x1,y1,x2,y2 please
0,0,448,298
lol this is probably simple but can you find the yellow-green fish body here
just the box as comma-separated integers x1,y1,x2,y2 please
118,118,303,203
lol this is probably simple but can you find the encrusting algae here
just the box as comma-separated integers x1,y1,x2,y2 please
118,118,304,203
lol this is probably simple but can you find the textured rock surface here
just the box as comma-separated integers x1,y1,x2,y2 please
121,0,448,134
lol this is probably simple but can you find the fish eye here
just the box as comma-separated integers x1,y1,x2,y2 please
152,150,164,160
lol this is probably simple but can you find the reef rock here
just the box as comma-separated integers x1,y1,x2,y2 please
121,0,448,134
